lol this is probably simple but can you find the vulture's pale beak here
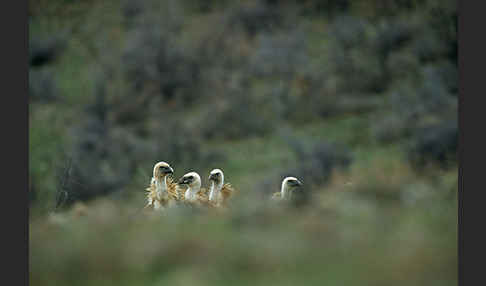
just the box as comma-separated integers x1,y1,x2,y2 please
166,167,174,175
209,173,217,181
292,180,303,187
178,177,188,185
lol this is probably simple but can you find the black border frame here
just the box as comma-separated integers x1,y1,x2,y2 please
5,0,28,285
458,1,482,285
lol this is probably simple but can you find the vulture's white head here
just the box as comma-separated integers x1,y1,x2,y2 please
282,177,302,188
208,168,224,186
153,161,174,179
281,176,303,199
177,171,202,190
208,168,225,202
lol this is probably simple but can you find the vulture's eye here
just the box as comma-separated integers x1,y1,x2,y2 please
187,176,194,180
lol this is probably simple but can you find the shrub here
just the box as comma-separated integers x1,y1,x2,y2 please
375,20,414,60
418,65,457,115
373,112,414,144
249,29,308,77
121,0,145,28
225,1,282,36
202,89,278,140
412,29,448,63
328,16,388,93
29,35,65,67
121,10,202,114
408,120,457,170
298,0,350,18
29,68,58,102
331,15,367,50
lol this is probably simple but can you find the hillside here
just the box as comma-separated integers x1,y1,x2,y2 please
29,1,457,285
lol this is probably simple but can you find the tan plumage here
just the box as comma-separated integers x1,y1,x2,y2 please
271,192,283,200
177,172,210,207
145,177,180,209
208,169,236,208
220,183,236,206
168,177,183,200
145,161,176,210
184,190,210,208
196,187,212,207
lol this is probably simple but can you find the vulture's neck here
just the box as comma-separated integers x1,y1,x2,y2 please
155,176,168,200
185,182,201,201
280,182,292,200
209,180,223,202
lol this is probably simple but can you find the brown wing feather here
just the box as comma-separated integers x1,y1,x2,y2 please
145,178,173,209
177,185,188,202
271,192,282,200
220,183,236,206
197,187,209,204
145,180,157,208
179,187,209,207
166,177,181,201
186,187,214,208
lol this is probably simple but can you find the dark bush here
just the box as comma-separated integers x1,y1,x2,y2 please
152,117,225,172
435,62,458,94
250,29,308,77
202,91,277,140
60,80,141,203
225,1,282,36
424,0,457,63
373,63,457,144
29,69,58,102
29,35,65,67
385,50,420,81
121,0,145,28
413,29,448,63
269,135,352,187
331,47,385,93
121,18,201,114
375,20,414,62
408,120,457,170
374,88,420,143
68,115,135,202
331,15,367,50
297,0,350,18
327,16,388,93
418,65,457,114
287,140,352,186
373,113,414,144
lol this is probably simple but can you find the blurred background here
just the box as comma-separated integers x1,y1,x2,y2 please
29,0,457,285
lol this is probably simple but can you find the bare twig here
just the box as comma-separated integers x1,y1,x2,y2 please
54,157,72,212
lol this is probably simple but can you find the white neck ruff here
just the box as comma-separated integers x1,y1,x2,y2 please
185,181,201,201
209,180,224,202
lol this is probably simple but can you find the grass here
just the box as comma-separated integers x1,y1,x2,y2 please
30,160,457,286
